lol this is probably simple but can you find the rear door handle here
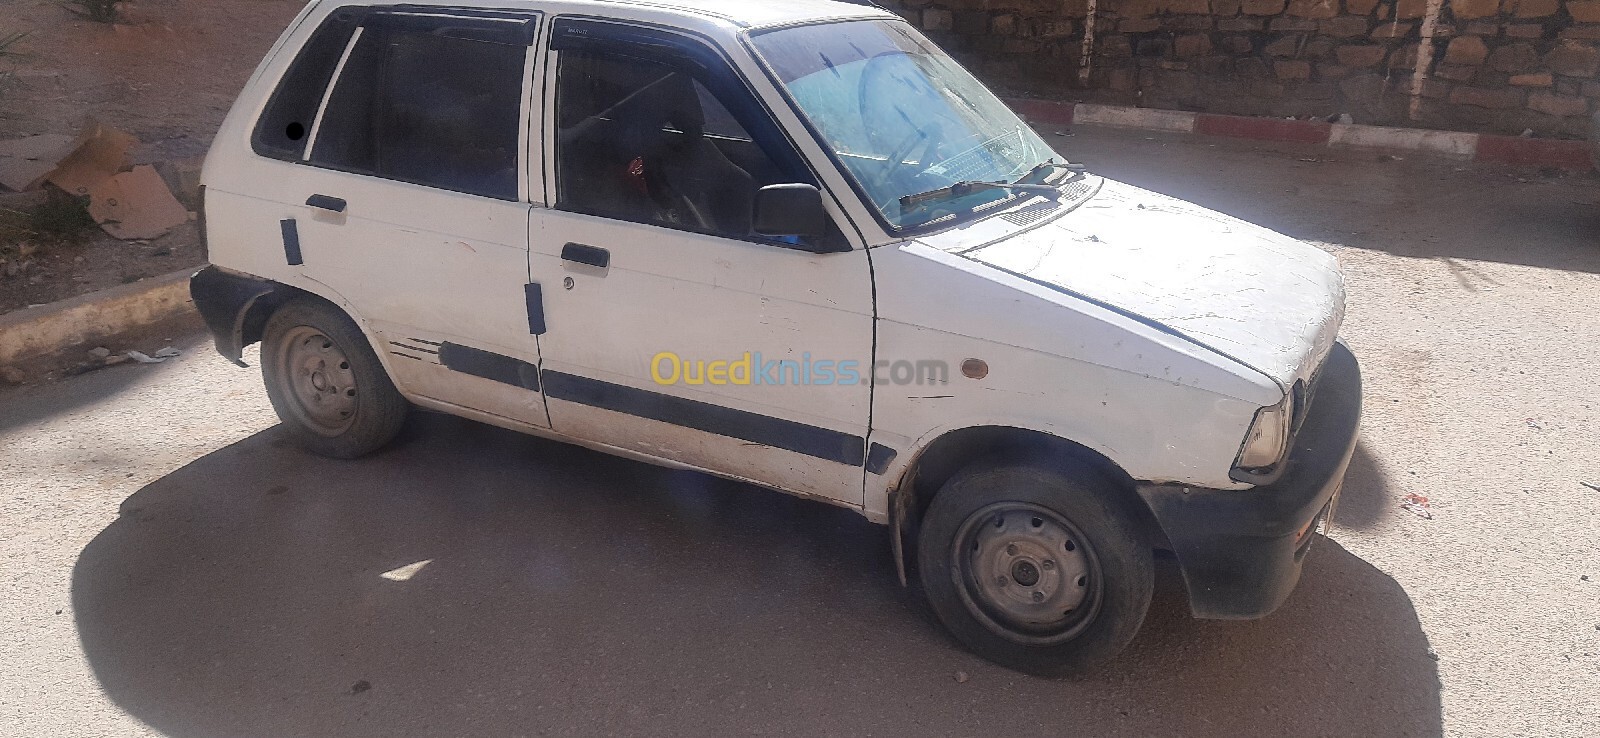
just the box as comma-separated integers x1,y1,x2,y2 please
306,194,346,213
561,242,609,269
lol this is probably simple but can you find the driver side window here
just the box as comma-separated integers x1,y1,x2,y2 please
552,49,813,243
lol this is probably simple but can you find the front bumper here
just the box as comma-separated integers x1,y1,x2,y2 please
1137,341,1362,620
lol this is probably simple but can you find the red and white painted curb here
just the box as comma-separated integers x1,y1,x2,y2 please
1006,99,1594,171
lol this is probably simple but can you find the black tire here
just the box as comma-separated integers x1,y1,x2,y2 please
260,298,408,459
916,458,1153,677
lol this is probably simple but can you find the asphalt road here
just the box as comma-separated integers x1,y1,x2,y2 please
3,126,1598,737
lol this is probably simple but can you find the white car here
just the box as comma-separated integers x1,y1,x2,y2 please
191,0,1361,676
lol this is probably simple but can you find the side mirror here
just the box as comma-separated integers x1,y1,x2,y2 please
753,183,828,239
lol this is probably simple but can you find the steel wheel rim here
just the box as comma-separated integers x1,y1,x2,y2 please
274,325,359,437
949,501,1104,645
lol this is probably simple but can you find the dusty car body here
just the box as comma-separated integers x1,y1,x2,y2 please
192,0,1361,675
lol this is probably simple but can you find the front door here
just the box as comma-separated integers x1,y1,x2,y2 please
528,19,875,504
285,8,550,427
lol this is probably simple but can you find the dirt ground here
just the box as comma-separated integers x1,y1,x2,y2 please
0,217,203,314
0,0,303,312
0,0,303,154
1,125,1597,737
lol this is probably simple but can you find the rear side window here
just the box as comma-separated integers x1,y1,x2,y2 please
252,9,365,160
309,18,528,200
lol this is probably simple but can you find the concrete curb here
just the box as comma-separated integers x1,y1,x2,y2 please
0,269,196,367
1007,99,1594,171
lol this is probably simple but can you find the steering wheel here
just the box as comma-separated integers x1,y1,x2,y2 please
857,52,959,201
858,51,909,154
864,122,946,207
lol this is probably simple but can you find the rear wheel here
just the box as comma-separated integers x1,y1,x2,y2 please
916,459,1153,677
261,299,407,459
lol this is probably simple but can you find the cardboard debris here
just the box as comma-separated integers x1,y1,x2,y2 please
1,121,187,240
87,165,189,240
46,119,137,197
0,134,77,192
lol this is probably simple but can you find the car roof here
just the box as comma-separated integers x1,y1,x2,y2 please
615,0,892,27
382,0,896,30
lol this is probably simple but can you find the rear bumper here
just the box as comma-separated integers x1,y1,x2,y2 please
1137,341,1362,619
190,266,276,366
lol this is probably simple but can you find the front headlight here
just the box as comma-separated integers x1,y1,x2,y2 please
1235,393,1293,471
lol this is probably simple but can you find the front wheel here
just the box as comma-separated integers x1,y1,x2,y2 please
261,298,408,459
916,460,1153,677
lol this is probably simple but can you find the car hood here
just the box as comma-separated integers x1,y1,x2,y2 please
949,179,1344,386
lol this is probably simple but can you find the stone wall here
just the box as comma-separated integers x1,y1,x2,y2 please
879,0,1600,137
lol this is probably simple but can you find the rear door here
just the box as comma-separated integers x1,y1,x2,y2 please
254,7,551,427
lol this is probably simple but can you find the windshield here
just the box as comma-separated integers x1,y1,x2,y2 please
749,20,1060,231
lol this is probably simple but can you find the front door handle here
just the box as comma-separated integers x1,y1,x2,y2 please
306,194,347,213
561,242,609,268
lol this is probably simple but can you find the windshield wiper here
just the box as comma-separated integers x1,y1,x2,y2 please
1018,160,1085,184
898,158,1088,212
899,179,1063,210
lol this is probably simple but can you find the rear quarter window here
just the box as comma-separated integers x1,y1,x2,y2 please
252,8,366,160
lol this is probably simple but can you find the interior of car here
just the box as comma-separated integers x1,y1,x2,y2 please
555,51,788,238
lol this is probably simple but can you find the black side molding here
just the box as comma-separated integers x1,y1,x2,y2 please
866,442,897,475
439,343,540,391
279,219,303,266
543,371,867,466
524,283,546,335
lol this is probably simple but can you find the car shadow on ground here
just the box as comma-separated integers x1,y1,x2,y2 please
72,412,1440,737
1329,441,1390,531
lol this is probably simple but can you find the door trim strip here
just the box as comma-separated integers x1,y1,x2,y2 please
542,371,866,466
279,218,303,265
439,342,541,391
